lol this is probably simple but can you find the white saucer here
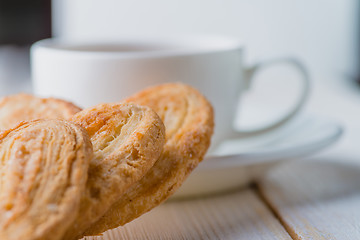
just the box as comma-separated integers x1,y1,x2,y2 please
171,115,343,199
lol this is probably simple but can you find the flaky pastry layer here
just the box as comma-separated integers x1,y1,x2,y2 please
63,103,165,240
85,83,214,235
0,119,92,240
0,94,81,130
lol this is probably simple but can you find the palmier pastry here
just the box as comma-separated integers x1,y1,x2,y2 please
0,119,92,240
0,94,81,130
62,103,165,240
85,83,214,235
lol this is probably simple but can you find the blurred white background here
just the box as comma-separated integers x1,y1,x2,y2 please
53,0,359,80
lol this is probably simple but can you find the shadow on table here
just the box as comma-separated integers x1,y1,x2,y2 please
258,158,360,206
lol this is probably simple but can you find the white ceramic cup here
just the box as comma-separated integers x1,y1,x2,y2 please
31,36,310,150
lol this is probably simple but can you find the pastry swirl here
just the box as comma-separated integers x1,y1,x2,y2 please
86,83,214,235
0,119,92,240
63,103,165,239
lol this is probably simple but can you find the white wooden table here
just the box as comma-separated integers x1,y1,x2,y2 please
83,75,360,239
86,160,360,240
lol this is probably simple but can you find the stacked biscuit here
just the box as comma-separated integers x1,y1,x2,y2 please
0,83,214,240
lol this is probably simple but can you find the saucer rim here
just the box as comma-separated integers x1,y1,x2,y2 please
200,118,343,170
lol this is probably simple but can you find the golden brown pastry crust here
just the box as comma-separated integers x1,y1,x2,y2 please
63,103,165,240
85,83,214,235
0,94,81,130
0,119,92,240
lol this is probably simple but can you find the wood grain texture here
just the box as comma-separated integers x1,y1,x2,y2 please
83,189,291,240
258,159,360,240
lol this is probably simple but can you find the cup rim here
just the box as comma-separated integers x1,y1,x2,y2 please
31,35,243,59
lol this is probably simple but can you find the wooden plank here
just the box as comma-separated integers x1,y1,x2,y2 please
84,189,291,240
258,159,360,240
